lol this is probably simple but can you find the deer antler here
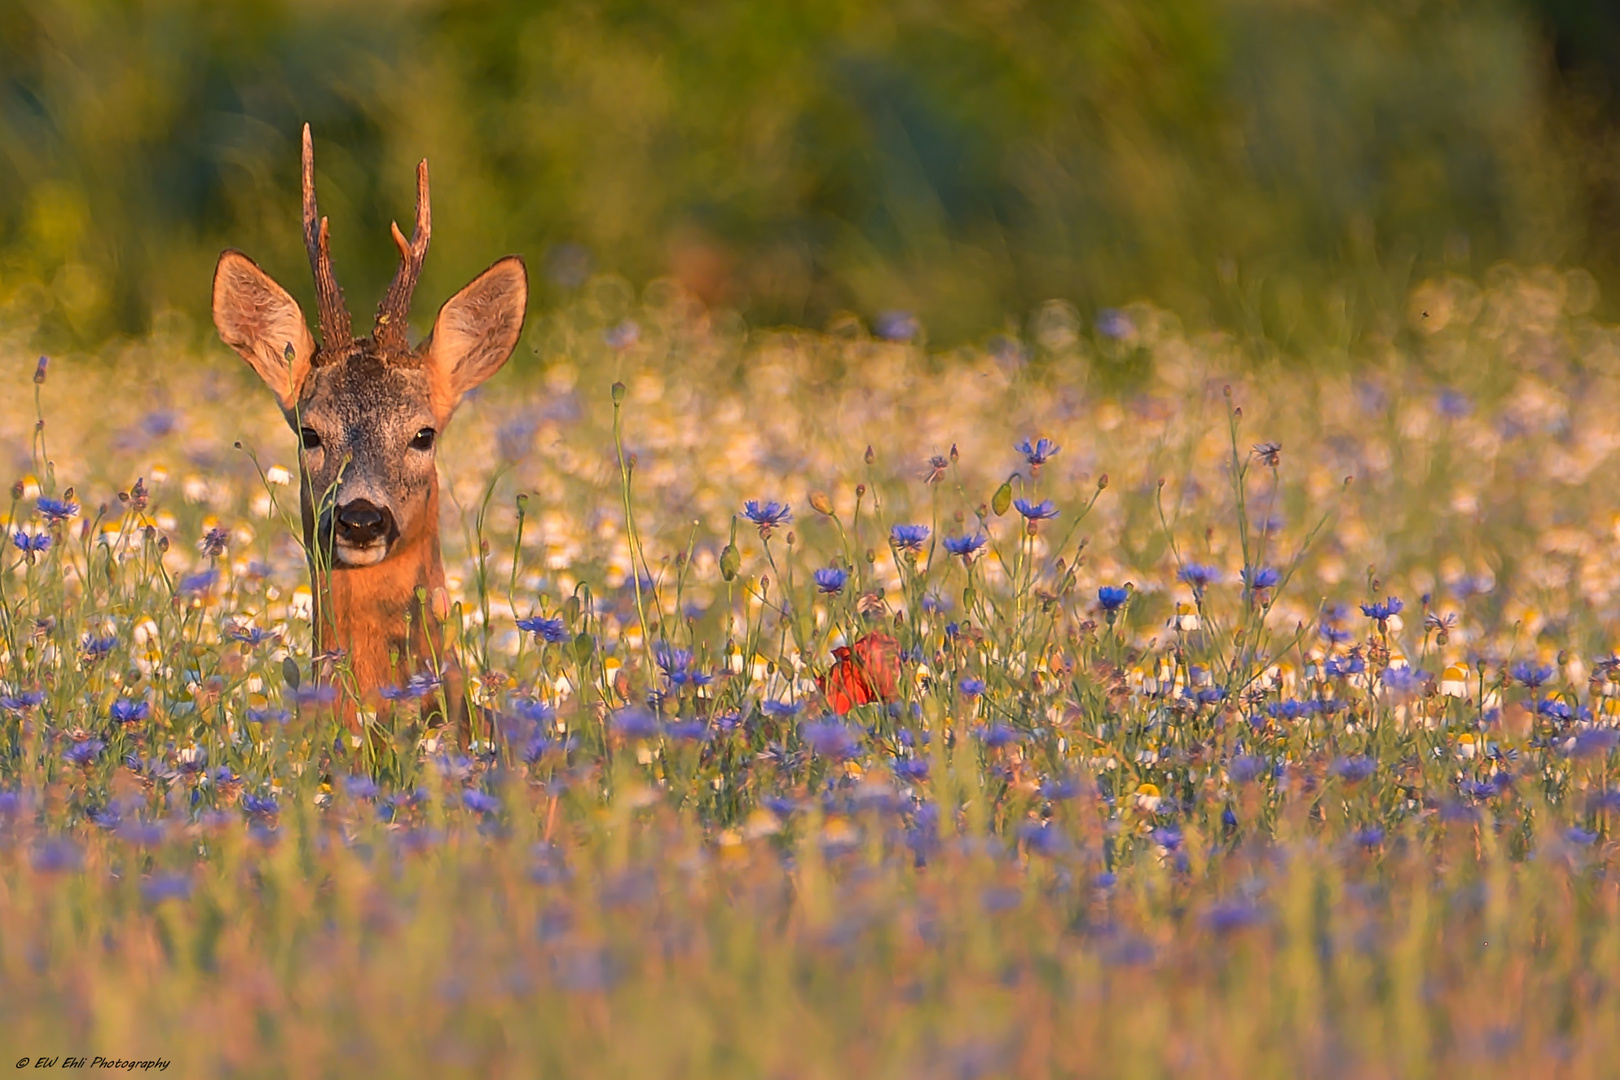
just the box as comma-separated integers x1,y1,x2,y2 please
373,157,431,350
301,124,353,352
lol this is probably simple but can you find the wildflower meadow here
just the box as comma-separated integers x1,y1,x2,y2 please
5,267,1620,1077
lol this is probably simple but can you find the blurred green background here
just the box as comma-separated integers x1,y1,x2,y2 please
3,0,1620,352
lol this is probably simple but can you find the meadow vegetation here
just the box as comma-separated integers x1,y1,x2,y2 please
1,266,1619,1076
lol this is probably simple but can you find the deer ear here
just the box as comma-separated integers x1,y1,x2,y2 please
212,250,315,412
422,256,527,421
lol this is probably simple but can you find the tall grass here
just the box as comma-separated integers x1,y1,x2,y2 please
3,265,1620,1075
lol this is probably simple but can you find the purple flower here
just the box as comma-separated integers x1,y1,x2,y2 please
110,698,149,724
199,526,230,557
894,758,929,781
612,707,661,740
81,634,118,660
1097,586,1130,612
1510,661,1555,689
517,615,570,643
942,533,987,560
178,568,217,595
463,790,501,814
31,838,82,872
36,496,78,523
1229,755,1266,784
1177,563,1220,597
1360,597,1404,622
63,739,105,766
813,567,847,594
978,724,1020,749
1013,498,1058,522
0,691,44,712
140,874,193,903
890,524,930,551
1330,756,1376,783
12,531,49,553
1015,437,1060,466
800,720,861,759
958,677,986,697
243,793,279,817
665,720,710,743
742,500,792,538
1242,565,1280,590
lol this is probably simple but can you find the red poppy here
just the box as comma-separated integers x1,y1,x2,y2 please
817,632,901,715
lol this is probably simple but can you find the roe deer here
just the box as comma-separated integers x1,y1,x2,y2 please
211,125,527,733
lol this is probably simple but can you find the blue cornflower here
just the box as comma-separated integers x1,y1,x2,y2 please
81,634,118,660
800,720,860,759
1330,756,1376,783
226,624,275,646
36,496,78,523
813,567,847,594
1319,623,1352,645
761,700,801,719
1569,729,1620,759
1324,655,1366,678
942,533,987,560
12,531,49,553
1229,755,1266,784
1567,826,1600,846
517,615,570,643
1041,777,1082,801
1098,586,1130,613
463,790,501,814
345,776,381,800
1538,699,1573,721
742,500,792,538
178,568,217,595
63,739,105,766
959,677,986,698
291,684,338,709
894,758,929,781
243,793,279,817
1015,437,1060,466
247,707,291,725
1510,661,1555,689
0,691,44,712
110,698,149,724
199,526,230,557
1242,565,1280,591
1382,666,1428,696
1177,563,1220,597
665,720,710,743
978,724,1020,749
612,707,661,740
1013,498,1059,521
140,874,193,903
1267,700,1317,722
380,671,443,701
1360,597,1404,622
890,524,930,551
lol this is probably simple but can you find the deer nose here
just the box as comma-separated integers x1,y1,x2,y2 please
335,499,393,545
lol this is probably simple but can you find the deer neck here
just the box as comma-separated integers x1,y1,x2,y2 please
308,484,448,702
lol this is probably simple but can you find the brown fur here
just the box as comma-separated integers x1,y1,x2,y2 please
211,127,526,738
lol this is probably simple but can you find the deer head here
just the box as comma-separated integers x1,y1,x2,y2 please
211,125,526,709
213,125,526,568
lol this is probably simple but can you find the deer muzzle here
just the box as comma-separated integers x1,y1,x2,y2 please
323,498,399,567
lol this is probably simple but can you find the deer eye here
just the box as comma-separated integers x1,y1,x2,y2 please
411,428,436,451
300,427,322,450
